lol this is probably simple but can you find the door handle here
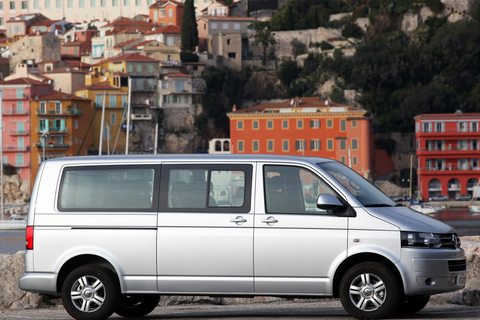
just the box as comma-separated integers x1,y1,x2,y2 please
261,216,278,225
230,216,247,224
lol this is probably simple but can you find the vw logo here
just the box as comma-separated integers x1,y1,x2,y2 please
452,234,461,248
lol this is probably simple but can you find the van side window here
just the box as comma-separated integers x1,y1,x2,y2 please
58,165,158,211
264,165,336,214
161,164,252,213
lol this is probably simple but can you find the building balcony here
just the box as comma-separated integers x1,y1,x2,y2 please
418,166,480,173
3,108,28,115
36,127,68,134
3,145,29,152
8,129,29,135
36,142,69,149
15,161,30,168
417,129,480,137
2,93,29,100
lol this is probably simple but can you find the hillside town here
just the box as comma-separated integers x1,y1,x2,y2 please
0,0,479,213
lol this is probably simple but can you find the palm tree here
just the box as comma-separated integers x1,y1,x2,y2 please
248,21,277,66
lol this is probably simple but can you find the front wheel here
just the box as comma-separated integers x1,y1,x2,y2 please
62,265,120,320
115,294,161,318
339,262,401,319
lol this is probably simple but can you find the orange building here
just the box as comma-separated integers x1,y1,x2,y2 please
149,0,184,27
415,112,480,200
30,92,93,185
227,98,373,177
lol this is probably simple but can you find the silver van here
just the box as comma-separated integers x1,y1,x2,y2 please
20,154,466,320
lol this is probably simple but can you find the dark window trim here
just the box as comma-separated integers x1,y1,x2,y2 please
160,164,253,213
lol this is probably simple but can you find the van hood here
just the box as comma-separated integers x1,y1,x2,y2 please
365,206,456,234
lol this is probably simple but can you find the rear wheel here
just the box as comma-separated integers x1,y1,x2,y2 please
62,265,119,320
115,294,161,318
396,295,430,314
339,262,401,319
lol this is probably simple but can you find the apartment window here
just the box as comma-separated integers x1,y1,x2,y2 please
310,120,320,128
91,0,95,6
237,121,243,130
353,156,358,166
159,8,165,17
237,140,244,152
472,122,478,132
282,140,289,152
295,140,305,151
135,0,140,5
40,102,46,114
148,63,154,73
340,139,346,150
234,23,240,30
267,140,274,152
436,122,444,133
282,120,288,129
175,81,184,91
45,0,51,8
222,23,228,29
9,1,15,9
74,120,78,129
110,113,116,125
422,122,431,133
352,120,357,128
56,0,61,7
472,158,479,169
172,95,179,103
458,140,468,151
0,2,3,10
310,139,320,151
458,122,467,132
16,89,23,98
227,39,231,45
252,120,259,130
341,156,346,164
297,120,303,129
184,96,189,103
327,139,333,150
55,102,61,114
472,140,479,151
0,18,3,26
267,120,273,129
112,0,118,6
16,100,23,113
327,119,333,128
16,153,24,166
136,64,142,73
211,22,217,29
109,95,116,107
253,141,259,152
228,52,236,58
340,119,346,131
169,8,172,17
352,138,358,150
101,0,106,6
68,0,73,8
21,1,27,9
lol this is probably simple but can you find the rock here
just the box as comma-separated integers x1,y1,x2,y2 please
2,237,480,310
0,252,41,310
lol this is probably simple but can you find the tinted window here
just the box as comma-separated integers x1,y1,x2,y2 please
161,164,252,213
59,165,158,211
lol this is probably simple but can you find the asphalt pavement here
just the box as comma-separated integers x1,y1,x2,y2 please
2,299,480,320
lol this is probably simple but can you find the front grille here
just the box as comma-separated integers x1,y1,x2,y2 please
448,259,467,272
439,233,460,249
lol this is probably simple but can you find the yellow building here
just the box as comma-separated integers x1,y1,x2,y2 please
30,92,93,185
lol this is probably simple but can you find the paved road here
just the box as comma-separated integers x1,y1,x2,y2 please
2,299,480,320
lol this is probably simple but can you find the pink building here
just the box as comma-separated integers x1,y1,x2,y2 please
0,78,53,185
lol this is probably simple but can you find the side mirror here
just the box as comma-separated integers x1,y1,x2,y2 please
317,193,346,211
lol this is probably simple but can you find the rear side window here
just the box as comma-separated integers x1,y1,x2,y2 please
58,165,159,211
160,164,252,213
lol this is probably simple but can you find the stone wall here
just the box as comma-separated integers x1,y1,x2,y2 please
2,237,480,310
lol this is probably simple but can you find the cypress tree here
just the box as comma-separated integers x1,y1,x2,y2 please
181,0,199,52
287,5,294,30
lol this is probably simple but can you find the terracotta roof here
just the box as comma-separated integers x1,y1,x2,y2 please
414,112,480,119
133,40,155,48
39,91,91,101
114,38,141,48
145,25,181,35
150,0,184,8
102,19,155,28
164,73,193,78
63,40,87,46
93,53,160,66
38,59,62,64
229,97,365,114
46,67,86,74
66,61,93,68
0,78,49,86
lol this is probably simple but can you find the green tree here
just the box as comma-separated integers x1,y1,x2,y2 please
181,0,199,52
277,60,300,89
287,5,295,30
248,21,277,66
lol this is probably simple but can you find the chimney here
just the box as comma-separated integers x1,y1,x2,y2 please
232,104,236,111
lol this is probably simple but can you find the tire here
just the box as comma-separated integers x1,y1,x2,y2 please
339,262,401,319
115,294,160,318
396,295,430,315
62,265,120,320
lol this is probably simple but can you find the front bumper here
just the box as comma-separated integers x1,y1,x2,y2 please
399,247,466,296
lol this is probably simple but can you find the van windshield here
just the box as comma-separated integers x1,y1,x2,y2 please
317,161,398,207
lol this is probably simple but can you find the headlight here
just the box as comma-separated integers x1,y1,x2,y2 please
401,232,442,248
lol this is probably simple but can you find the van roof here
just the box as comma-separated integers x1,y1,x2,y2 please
45,154,335,165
